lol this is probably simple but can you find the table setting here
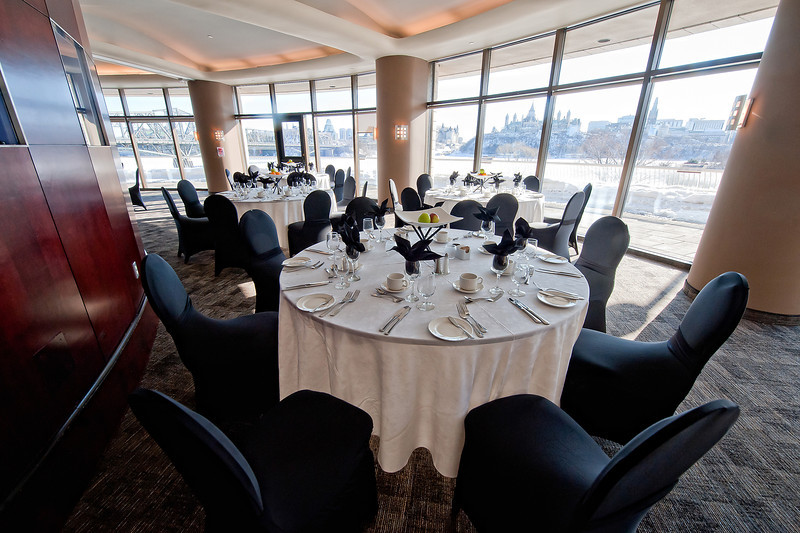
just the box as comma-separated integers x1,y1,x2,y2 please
424,183,545,224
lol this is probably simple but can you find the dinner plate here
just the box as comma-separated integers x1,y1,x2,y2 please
381,282,407,294
283,256,310,267
537,291,576,308
538,253,568,264
452,280,484,294
297,293,336,312
428,316,474,341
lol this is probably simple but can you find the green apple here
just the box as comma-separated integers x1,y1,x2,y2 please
418,213,431,223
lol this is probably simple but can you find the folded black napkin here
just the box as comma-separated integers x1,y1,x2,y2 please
513,172,523,186
474,205,500,223
515,217,535,239
483,229,525,256
338,215,365,257
489,175,505,187
449,171,459,186
390,234,441,262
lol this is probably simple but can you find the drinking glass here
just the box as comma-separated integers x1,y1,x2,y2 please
526,238,539,261
346,249,361,282
375,216,385,242
332,250,349,289
489,254,509,296
416,273,436,311
480,219,494,240
327,232,341,253
363,218,375,239
509,264,529,297
404,260,421,302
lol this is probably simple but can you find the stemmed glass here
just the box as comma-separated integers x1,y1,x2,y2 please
416,272,436,311
326,232,341,253
526,238,539,261
405,260,421,302
480,219,494,240
363,218,375,240
332,250,349,289
346,248,361,282
489,254,509,296
375,216,385,243
509,263,529,297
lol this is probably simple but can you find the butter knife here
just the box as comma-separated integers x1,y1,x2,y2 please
380,306,408,332
509,297,550,325
384,306,411,335
283,280,331,291
539,289,584,300
535,268,582,278
448,317,474,339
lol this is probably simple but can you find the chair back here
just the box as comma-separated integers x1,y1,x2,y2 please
400,187,423,212
333,169,345,201
342,175,357,203
325,164,335,183
576,400,740,531
417,174,432,199
162,187,181,220
232,171,249,186
361,180,369,197
670,272,749,374
225,169,234,189
388,179,400,210
449,200,483,231
129,169,146,208
571,183,593,250
240,210,282,258
304,190,332,222
486,193,519,236
204,195,239,235
344,197,379,230
286,171,304,187
128,389,264,522
177,180,205,218
575,216,630,332
141,253,191,330
523,175,540,192
248,165,261,179
346,166,352,180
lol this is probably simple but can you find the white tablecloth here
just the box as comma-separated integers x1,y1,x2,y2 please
218,189,336,249
277,229,587,477
424,188,545,224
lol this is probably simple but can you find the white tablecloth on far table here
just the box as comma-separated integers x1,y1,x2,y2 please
218,189,336,249
424,188,545,224
277,229,587,477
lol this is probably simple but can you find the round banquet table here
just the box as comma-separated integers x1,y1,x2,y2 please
218,189,336,250
424,187,545,224
277,229,587,477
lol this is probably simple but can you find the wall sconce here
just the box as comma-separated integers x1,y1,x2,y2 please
213,129,225,141
394,124,408,141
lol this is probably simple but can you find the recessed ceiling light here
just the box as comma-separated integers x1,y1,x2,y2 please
207,34,214,39
598,38,611,43
329,85,336,88
468,41,475,45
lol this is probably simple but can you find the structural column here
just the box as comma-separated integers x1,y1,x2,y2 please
376,55,429,206
187,80,244,193
687,0,800,321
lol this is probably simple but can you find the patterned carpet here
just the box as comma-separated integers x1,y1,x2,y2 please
63,191,800,532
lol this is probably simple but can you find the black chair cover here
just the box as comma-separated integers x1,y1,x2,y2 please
225,168,234,189
523,175,540,192
325,164,335,187
416,173,432,200
285,171,304,187
177,180,206,218
561,271,749,443
288,190,332,257
449,200,483,231
333,169,345,202
343,197,379,231
455,394,739,533
574,216,630,332
129,168,146,209
338,175,357,208
571,183,592,253
485,193,519,237
400,187,423,212
204,194,250,276
528,190,585,259
162,187,213,263
361,180,369,197
129,388,377,532
248,165,261,179
240,210,285,313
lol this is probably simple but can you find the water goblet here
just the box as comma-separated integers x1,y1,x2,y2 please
375,216,385,243
526,237,539,261
363,218,375,240
489,254,509,296
416,273,436,311
509,263,528,297
332,251,349,289
480,219,495,240
327,232,341,253
346,248,361,282
404,260,421,302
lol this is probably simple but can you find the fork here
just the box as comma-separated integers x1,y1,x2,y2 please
464,291,504,303
319,291,352,317
285,260,324,271
329,289,359,316
374,288,404,302
458,301,487,335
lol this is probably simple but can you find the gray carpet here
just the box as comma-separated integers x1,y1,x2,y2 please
63,191,800,532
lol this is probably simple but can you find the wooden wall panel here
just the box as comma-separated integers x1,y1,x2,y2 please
31,145,138,357
0,0,84,146
0,146,105,501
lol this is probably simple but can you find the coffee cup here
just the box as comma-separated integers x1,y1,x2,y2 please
434,230,449,243
386,272,409,291
459,272,483,291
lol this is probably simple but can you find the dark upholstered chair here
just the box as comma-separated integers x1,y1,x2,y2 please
416,173,432,200
129,168,146,209
522,175,539,192
129,388,377,533
248,165,261,179
285,171,304,187
527,190,585,260
324,164,335,187
561,271,749,444
455,394,739,533
177,180,206,218
338,175,357,208
574,216,630,332
162,188,213,264
361,179,368,197
204,194,249,276
341,197,379,231
140,254,279,423
225,168,234,189
449,200,483,232
400,187,423,212
544,183,592,254
485,193,519,237
240,210,285,313
287,190,332,257
332,169,345,202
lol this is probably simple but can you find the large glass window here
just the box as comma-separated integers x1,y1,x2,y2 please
172,120,204,185
237,85,272,114
430,104,479,184
241,118,277,169
356,112,377,196
356,73,376,109
130,120,180,186
480,98,545,175
315,77,352,112
488,36,554,95
432,52,483,101
103,89,125,116
168,88,193,116
124,88,168,116
315,114,354,176
275,81,311,113
111,122,136,184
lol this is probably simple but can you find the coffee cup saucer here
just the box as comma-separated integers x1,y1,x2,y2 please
452,280,483,294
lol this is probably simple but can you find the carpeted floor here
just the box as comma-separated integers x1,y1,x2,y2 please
63,191,800,532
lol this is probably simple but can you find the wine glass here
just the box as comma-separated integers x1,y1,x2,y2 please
332,250,349,289
404,260,421,302
416,272,436,311
327,232,341,253
375,216,385,243
489,254,509,296
363,218,375,240
346,248,361,282
509,263,529,297
526,237,539,261
480,219,494,240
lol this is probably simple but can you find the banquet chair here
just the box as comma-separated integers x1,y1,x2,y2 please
400,187,423,212
303,172,317,186
233,171,250,187
417,173,432,200
561,271,749,443
389,178,404,227
342,197,379,231
522,175,540,192
361,180,369,197
129,388,378,533
574,216,630,332
288,190,332,257
527,190,584,260
333,169,345,202
140,254,279,423
248,165,261,179
449,200,483,231
346,166,352,181
203,194,250,276
162,188,213,264
485,193,518,237
129,168,146,210
325,164,335,186
455,394,739,533
544,183,592,255
177,180,206,218
338,175,357,209
286,171,304,187
240,210,286,313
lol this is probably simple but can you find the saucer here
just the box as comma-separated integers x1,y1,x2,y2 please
452,280,484,294
537,291,576,308
282,256,310,267
381,282,407,294
428,316,474,341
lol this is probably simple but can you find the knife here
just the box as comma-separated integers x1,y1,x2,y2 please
448,317,474,339
283,280,332,290
539,289,584,300
509,298,550,325
384,306,411,335
535,268,582,278
380,306,408,332
307,248,333,255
